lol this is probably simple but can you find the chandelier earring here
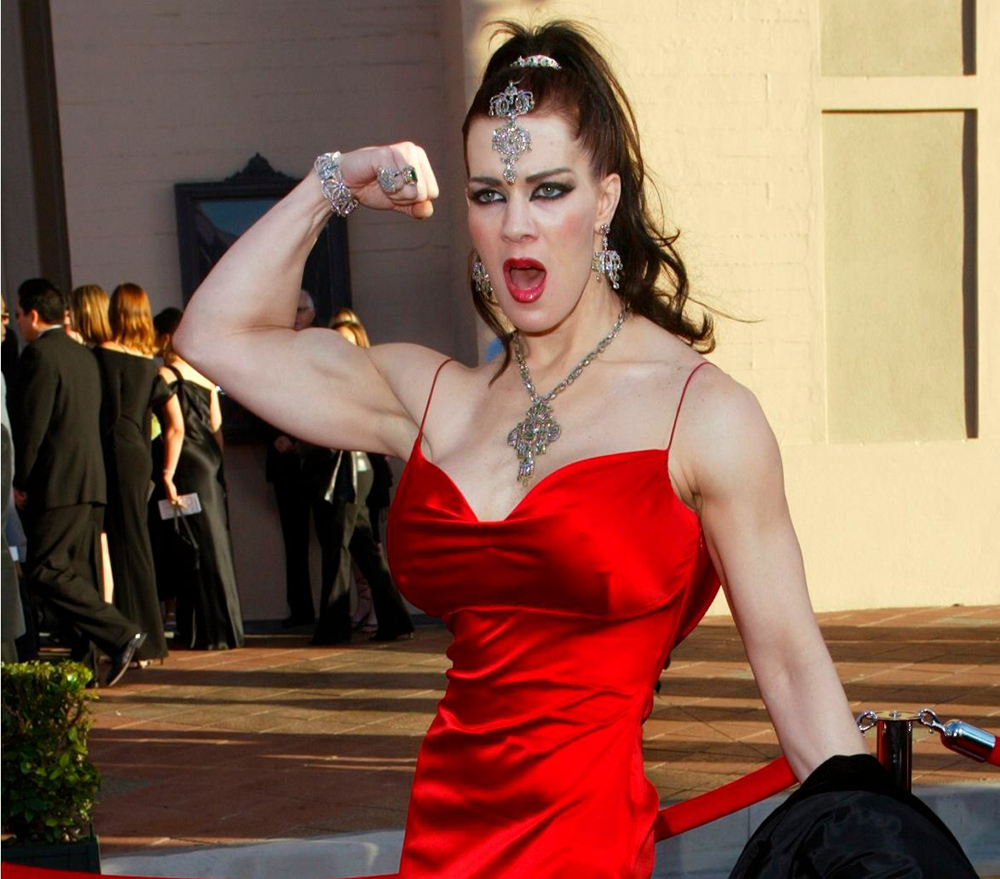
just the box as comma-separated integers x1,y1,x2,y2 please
472,254,494,300
592,224,623,290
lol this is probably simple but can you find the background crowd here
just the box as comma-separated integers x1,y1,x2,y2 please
1,278,412,687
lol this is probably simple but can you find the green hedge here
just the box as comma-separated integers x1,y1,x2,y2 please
1,661,100,844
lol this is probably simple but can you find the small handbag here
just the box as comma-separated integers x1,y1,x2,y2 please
157,493,202,519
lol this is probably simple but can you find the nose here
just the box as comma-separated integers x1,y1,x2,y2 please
501,192,537,243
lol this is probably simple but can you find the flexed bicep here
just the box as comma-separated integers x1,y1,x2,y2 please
173,143,444,458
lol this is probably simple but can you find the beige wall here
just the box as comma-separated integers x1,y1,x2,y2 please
823,110,968,443
30,1,999,616
820,0,969,77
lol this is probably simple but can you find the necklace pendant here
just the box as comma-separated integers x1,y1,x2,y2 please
508,397,561,485
506,304,629,486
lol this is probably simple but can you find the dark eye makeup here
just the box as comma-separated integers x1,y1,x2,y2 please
468,180,574,204
470,188,504,204
533,181,573,199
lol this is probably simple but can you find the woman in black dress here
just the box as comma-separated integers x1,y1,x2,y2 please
151,312,244,650
96,283,184,663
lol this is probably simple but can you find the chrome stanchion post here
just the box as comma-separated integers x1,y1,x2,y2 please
875,711,915,792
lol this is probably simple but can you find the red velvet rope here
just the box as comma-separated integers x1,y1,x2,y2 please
4,743,995,878
654,755,797,841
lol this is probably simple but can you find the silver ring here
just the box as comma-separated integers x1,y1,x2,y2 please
376,164,418,194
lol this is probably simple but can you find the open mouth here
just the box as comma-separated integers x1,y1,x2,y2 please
503,258,547,303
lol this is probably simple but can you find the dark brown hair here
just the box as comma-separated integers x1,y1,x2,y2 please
109,283,155,355
463,21,714,371
153,306,184,360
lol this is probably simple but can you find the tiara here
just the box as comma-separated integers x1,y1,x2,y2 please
510,54,562,70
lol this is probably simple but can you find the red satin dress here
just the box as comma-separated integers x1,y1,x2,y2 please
385,361,720,878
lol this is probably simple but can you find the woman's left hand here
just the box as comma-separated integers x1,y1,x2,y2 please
164,473,180,505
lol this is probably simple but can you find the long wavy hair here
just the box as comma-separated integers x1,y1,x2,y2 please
70,284,112,346
463,21,714,374
109,283,156,355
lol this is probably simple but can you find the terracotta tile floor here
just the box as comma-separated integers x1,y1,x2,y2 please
80,605,999,855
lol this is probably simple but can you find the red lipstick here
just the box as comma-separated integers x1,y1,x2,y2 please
503,258,547,303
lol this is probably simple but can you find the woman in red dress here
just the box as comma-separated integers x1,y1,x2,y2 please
176,21,871,878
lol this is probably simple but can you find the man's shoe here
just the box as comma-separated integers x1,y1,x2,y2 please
370,630,415,643
106,633,147,688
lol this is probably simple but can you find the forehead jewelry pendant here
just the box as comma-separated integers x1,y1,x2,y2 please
489,82,535,184
488,55,561,184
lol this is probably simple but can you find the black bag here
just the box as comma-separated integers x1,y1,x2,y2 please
729,754,977,878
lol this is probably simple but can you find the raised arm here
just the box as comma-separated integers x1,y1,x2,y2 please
685,373,865,780
173,144,443,459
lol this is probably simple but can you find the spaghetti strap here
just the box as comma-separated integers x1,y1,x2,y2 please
667,361,712,452
418,358,453,439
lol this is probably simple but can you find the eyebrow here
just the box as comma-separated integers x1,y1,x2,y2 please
468,167,574,186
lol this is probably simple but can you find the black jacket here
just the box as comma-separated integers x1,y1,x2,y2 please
12,328,106,510
729,754,977,878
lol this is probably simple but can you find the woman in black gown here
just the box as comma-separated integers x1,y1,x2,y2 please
96,283,185,663
151,312,244,650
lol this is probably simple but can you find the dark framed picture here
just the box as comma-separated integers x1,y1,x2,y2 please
174,154,351,440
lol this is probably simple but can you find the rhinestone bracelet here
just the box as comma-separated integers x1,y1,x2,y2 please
314,151,359,218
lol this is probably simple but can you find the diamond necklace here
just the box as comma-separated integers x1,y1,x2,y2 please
507,305,631,485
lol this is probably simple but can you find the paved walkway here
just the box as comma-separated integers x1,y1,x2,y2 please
83,605,999,857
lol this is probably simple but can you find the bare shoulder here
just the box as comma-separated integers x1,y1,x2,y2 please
674,365,782,500
367,342,472,430
164,360,211,389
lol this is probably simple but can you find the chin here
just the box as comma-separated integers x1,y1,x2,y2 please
502,304,566,337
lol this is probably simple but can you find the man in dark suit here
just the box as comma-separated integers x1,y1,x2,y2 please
12,278,145,686
265,425,336,628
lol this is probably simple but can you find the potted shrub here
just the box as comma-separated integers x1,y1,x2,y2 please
1,660,101,872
